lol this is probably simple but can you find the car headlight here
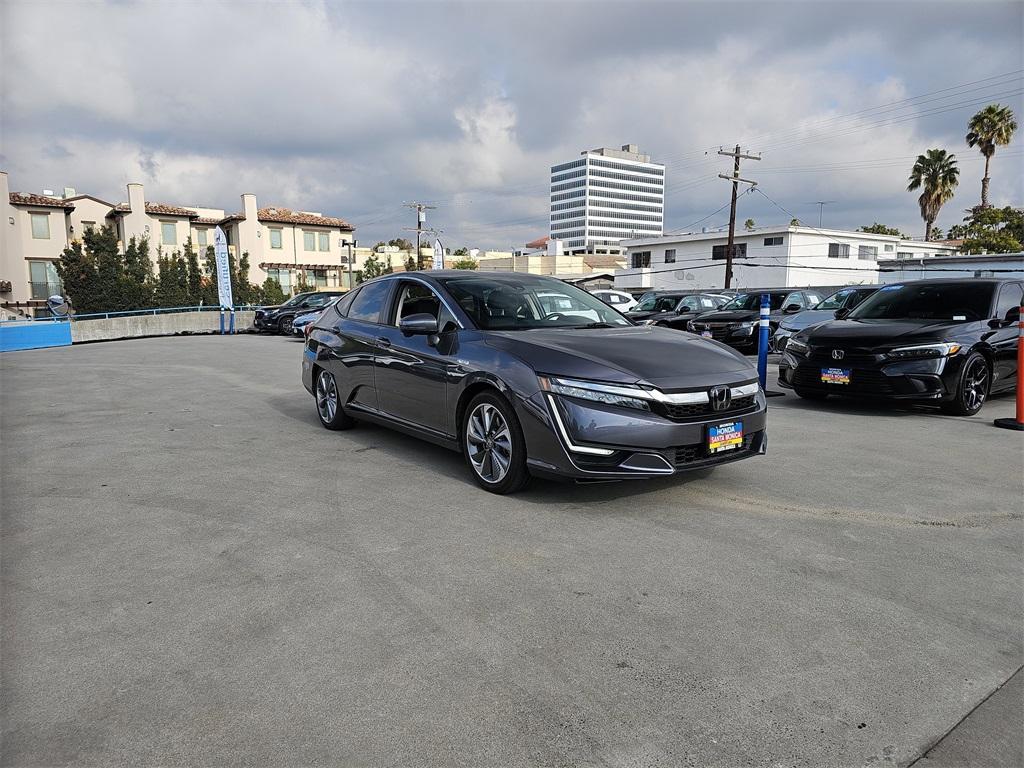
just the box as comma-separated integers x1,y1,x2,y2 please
885,342,962,360
538,375,651,411
786,338,809,355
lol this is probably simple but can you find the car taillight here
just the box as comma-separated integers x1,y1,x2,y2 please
304,322,315,338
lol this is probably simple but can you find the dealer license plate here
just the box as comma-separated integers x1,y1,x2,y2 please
708,421,743,454
701,330,713,339
821,367,851,385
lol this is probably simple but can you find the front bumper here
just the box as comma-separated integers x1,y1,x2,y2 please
518,387,767,480
778,352,953,400
254,312,279,330
689,322,760,350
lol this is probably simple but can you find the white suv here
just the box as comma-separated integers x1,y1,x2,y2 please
590,289,638,312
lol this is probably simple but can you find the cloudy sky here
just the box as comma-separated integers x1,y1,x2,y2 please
2,0,1021,248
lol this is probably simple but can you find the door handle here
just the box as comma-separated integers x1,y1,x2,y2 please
375,337,392,349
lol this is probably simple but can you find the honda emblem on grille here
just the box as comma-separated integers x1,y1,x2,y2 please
832,349,845,360
708,385,732,411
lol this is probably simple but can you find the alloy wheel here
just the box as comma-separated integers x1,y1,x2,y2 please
316,371,338,423
962,357,989,411
466,403,513,484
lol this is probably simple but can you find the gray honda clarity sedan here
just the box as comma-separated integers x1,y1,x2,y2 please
303,271,767,494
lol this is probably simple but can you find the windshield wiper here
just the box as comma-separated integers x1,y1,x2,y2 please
572,322,618,329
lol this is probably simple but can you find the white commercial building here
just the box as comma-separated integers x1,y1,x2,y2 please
877,252,1024,283
550,144,664,254
615,225,959,292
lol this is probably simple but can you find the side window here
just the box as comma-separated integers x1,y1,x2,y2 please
679,297,700,311
347,281,391,323
393,282,441,324
304,293,332,308
995,283,1023,320
334,289,358,317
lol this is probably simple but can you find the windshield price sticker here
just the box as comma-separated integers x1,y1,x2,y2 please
708,421,743,453
821,367,851,384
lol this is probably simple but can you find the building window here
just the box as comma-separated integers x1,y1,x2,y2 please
30,213,50,239
318,232,330,252
267,268,293,293
664,249,676,264
884,244,894,252
161,221,177,246
764,236,783,246
828,243,850,258
303,231,316,251
896,252,912,260
269,228,283,249
29,260,62,299
312,269,328,287
712,243,748,260
82,220,96,233
196,228,208,247
631,251,651,268
857,245,878,260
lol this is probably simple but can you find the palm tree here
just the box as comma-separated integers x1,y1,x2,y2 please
966,104,1017,208
907,149,959,241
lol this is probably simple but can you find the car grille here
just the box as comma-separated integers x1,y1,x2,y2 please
692,322,733,341
656,394,757,421
673,430,762,468
806,348,878,367
793,365,894,395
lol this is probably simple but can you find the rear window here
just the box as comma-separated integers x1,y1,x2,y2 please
849,283,995,322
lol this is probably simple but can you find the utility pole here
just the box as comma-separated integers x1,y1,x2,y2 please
717,145,760,289
403,202,436,270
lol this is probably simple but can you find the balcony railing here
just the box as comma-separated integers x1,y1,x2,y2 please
29,281,63,300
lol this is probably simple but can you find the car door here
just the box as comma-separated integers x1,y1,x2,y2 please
373,280,457,436
990,282,1022,389
323,280,394,413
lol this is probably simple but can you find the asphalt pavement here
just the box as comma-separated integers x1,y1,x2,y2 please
2,335,1021,767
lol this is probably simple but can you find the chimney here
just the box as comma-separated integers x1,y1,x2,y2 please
127,183,145,213
242,193,258,221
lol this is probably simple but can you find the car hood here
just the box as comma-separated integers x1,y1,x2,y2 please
691,309,758,323
780,309,836,330
258,304,284,313
625,309,669,321
486,326,756,390
798,318,971,347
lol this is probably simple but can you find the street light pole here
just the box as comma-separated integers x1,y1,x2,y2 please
346,239,357,289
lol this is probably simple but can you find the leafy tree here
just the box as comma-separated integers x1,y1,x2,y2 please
966,104,1017,208
859,223,907,238
373,241,387,250
451,257,478,270
743,218,755,231
383,255,393,274
183,239,202,303
362,253,386,279
907,149,959,241
294,273,313,294
453,246,469,257
258,277,287,305
55,240,99,313
388,238,414,251
928,225,945,241
956,206,1024,254
404,255,416,272
789,218,801,226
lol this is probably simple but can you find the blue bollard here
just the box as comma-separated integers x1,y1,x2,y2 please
757,293,770,388
219,311,224,335
229,310,235,335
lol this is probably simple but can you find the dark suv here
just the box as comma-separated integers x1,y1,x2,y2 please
255,291,345,334
688,289,823,352
626,292,730,328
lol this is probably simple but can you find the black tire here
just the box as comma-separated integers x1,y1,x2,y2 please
315,369,355,430
941,351,990,416
461,391,530,494
279,316,293,335
793,386,829,401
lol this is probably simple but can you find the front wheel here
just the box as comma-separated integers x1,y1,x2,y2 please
279,316,293,335
462,392,529,494
941,351,990,416
315,369,355,430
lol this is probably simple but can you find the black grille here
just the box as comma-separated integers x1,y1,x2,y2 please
673,431,761,468
657,394,757,421
807,348,878,367
793,365,894,395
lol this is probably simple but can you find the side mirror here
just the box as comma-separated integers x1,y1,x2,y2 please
399,313,439,336
990,306,1020,328
783,304,802,314
835,307,851,320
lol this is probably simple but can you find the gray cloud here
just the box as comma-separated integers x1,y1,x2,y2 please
1,0,1021,247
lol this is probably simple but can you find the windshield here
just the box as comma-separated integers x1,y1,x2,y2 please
280,293,307,308
815,288,875,311
720,293,787,311
848,283,995,322
633,294,681,312
440,276,633,330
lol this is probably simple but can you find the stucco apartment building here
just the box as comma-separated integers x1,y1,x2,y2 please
1,171,356,315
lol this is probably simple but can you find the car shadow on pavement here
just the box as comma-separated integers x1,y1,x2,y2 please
771,390,1014,422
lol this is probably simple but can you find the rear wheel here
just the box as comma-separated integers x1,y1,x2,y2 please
942,351,990,416
793,386,828,401
279,316,293,335
315,369,355,430
462,392,529,494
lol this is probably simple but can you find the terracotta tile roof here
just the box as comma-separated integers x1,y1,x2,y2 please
583,254,626,269
112,202,199,217
193,217,220,225
259,262,350,270
256,207,354,230
525,235,549,249
9,192,75,209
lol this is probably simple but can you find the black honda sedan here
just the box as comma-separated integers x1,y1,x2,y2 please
688,289,823,352
303,272,767,493
778,279,1022,415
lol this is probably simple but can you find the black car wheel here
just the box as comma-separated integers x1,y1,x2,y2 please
279,316,293,335
315,369,355,430
462,392,529,494
942,351,990,416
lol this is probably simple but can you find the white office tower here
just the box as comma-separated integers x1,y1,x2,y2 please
549,144,665,254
